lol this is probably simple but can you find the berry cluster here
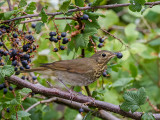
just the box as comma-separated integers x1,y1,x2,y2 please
0,24,38,75
98,37,105,48
0,83,13,94
48,31,69,52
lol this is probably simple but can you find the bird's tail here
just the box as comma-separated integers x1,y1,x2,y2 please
21,67,47,73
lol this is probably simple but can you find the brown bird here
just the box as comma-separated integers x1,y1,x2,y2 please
22,50,116,86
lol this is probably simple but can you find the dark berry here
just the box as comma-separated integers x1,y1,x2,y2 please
102,71,107,77
6,108,10,113
83,14,89,20
60,46,65,50
32,76,37,80
31,23,36,28
14,67,18,71
3,83,6,88
31,92,35,96
23,45,29,52
80,17,83,20
88,3,92,6
49,37,58,43
98,43,103,48
26,35,34,41
25,65,30,69
0,42,3,46
9,86,13,91
0,56,2,61
23,54,30,60
57,36,61,40
13,33,18,38
0,62,4,66
33,46,36,51
15,71,20,75
21,76,25,80
115,52,123,59
61,32,66,37
79,108,84,113
12,60,17,66
99,37,104,43
28,30,32,34
0,49,4,54
0,84,4,90
62,38,69,44
21,60,28,67
3,88,8,94
49,32,56,36
53,48,58,52
0,31,2,36
3,51,9,56
11,49,17,56
20,66,24,70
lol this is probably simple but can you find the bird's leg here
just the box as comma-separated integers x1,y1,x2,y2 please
85,86,91,96
57,78,77,101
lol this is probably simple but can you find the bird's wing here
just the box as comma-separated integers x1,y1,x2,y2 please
41,58,95,74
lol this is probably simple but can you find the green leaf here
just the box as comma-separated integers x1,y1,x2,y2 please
10,99,19,105
135,0,146,5
3,10,17,20
2,65,14,77
141,113,155,120
129,0,142,12
17,111,31,118
129,63,138,78
19,0,27,8
19,88,32,94
124,23,139,42
64,108,78,120
92,0,103,6
0,68,5,83
120,87,147,113
35,22,44,34
83,111,92,120
75,0,84,7
59,0,71,13
25,2,36,14
0,1,5,7
39,6,48,23
74,28,97,49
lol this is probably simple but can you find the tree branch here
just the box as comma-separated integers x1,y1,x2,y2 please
1,1,160,23
7,0,12,11
6,75,160,120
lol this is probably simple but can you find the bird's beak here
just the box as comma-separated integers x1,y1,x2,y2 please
109,53,116,58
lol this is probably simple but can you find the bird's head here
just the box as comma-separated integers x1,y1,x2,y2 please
90,50,116,65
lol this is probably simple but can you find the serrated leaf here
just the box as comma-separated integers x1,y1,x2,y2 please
129,0,142,12
74,28,97,49
17,111,31,118
129,63,138,78
75,0,84,7
2,65,14,77
120,87,147,113
25,2,36,14
19,0,27,8
59,0,71,13
35,22,44,34
19,88,32,94
92,0,103,6
10,99,19,105
39,6,48,23
141,113,155,120
16,93,22,104
0,68,5,82
3,10,18,20
135,0,146,5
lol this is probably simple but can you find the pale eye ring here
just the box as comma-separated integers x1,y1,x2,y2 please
102,53,106,57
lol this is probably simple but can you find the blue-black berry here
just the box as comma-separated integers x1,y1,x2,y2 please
9,86,13,91
102,71,107,77
14,67,18,71
25,65,30,69
0,42,3,46
57,35,61,40
99,37,104,43
6,108,10,113
20,66,24,70
3,88,8,94
115,52,123,59
23,54,30,60
13,33,18,38
60,46,65,50
83,14,89,20
0,84,4,90
32,76,37,80
62,38,69,44
53,48,58,52
0,31,2,36
49,32,56,36
79,108,84,113
12,60,17,66
21,60,28,67
21,76,25,80
61,32,66,37
98,43,103,48
49,37,58,43
31,23,36,28
15,71,20,75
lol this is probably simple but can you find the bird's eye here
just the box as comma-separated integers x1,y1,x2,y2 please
102,53,106,57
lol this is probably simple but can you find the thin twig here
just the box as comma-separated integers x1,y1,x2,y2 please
7,0,12,11
1,1,160,23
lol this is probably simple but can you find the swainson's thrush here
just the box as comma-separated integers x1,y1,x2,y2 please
22,50,116,86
